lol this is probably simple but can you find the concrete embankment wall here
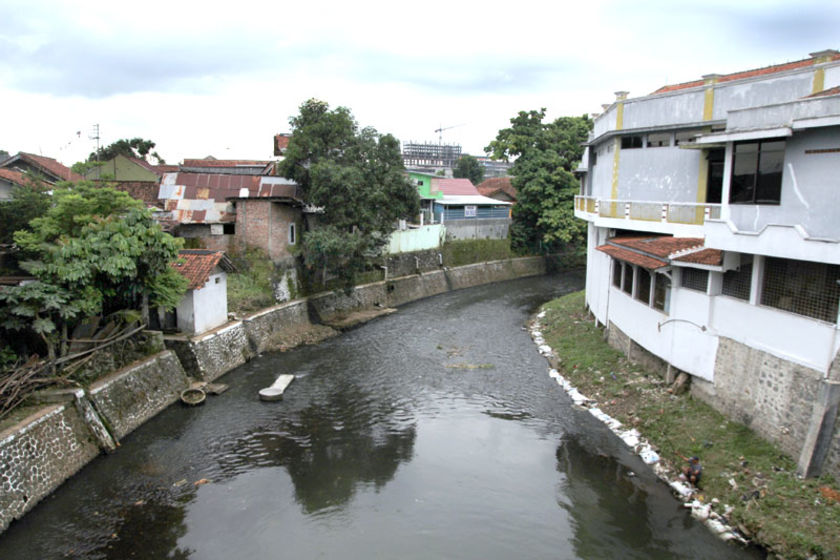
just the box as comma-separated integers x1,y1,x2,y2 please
607,322,840,479
0,256,546,533
0,349,188,532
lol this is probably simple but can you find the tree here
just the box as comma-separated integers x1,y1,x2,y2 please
486,110,591,253
1,183,187,362
278,99,420,290
89,137,165,164
453,154,484,185
0,176,51,246
0,149,9,162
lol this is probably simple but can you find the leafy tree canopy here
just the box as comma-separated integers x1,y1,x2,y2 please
2,183,186,361
486,110,591,253
453,154,484,185
279,99,420,290
0,149,9,162
89,137,165,164
0,175,51,246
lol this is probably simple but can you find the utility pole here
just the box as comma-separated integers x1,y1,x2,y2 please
90,124,100,161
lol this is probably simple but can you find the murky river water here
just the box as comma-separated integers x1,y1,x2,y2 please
0,273,762,559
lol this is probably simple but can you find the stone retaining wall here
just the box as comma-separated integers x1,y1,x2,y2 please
605,322,840,479
0,405,100,532
88,351,190,440
0,256,549,534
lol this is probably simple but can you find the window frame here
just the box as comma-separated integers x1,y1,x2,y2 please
729,139,785,205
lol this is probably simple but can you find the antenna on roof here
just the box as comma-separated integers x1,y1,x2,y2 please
89,124,100,161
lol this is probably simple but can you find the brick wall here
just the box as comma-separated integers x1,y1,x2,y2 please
235,200,301,262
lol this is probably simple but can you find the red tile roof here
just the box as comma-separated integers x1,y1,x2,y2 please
674,248,723,266
610,236,704,258
0,168,28,187
476,177,517,201
597,244,668,270
1,152,83,183
597,236,710,270
171,250,234,290
652,52,840,95
806,85,840,98
432,178,479,196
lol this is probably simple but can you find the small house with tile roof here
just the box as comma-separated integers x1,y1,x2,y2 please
575,49,840,477
428,177,511,239
477,177,517,204
0,152,84,184
0,168,30,200
170,250,236,335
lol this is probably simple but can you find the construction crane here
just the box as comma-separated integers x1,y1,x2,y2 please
434,123,464,145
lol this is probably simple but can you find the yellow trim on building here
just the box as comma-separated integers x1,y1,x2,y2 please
695,151,709,225
703,88,715,121
813,67,825,94
609,139,621,216
615,102,624,131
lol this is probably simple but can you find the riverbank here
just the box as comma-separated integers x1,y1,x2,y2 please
0,256,547,534
534,291,840,560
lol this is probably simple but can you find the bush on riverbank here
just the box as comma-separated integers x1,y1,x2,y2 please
538,290,840,560
441,238,513,267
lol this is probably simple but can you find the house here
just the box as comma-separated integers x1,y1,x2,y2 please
430,178,511,240
157,171,304,263
84,154,176,209
0,168,28,200
169,250,236,335
477,177,517,204
574,49,840,477
0,152,83,184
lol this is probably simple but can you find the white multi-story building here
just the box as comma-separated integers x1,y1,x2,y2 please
574,50,840,477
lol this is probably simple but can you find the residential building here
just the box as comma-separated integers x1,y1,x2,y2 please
169,250,236,335
477,177,517,204
0,152,83,184
574,49,840,477
0,168,28,200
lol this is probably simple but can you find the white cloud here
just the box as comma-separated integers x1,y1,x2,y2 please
1,0,838,164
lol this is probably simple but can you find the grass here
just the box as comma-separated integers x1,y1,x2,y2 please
441,238,513,267
226,248,277,313
538,290,840,560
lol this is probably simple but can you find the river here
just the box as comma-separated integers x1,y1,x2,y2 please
0,272,762,559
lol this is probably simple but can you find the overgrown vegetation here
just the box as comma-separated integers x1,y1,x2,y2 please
0,183,186,419
441,238,513,267
538,291,840,559
226,248,279,313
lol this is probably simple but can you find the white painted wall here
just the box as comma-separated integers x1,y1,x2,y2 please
711,295,839,373
176,272,229,335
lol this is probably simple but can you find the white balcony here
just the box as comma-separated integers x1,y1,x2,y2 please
575,195,720,236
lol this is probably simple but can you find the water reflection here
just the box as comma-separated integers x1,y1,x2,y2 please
217,385,416,513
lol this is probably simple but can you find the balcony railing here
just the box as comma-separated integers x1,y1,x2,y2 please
575,196,721,226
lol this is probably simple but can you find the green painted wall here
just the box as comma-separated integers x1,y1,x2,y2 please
407,171,441,199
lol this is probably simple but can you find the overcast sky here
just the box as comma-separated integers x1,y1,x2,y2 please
2,0,838,166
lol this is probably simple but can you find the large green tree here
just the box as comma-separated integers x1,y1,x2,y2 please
278,99,419,290
1,183,186,362
89,137,165,164
486,110,591,253
453,154,484,185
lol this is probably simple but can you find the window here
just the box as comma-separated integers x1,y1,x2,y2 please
223,223,235,235
621,135,643,149
681,268,708,292
761,258,840,323
288,223,296,245
722,255,753,300
730,140,785,204
706,149,724,204
636,269,651,304
612,261,622,288
653,273,671,313
647,132,671,148
622,265,634,294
